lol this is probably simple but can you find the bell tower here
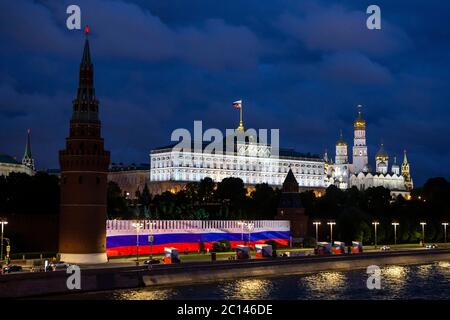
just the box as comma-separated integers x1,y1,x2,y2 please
58,26,110,264
352,105,368,173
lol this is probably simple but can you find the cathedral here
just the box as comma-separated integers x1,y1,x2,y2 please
325,107,413,198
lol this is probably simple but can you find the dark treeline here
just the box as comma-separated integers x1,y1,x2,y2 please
0,172,60,215
304,178,450,244
112,177,281,221
1,173,449,244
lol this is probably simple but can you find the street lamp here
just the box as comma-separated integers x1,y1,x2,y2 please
237,221,246,245
0,218,8,262
420,222,426,245
392,222,399,245
247,223,255,247
372,222,380,248
443,222,449,244
132,221,144,265
147,221,157,261
327,222,336,244
313,222,321,243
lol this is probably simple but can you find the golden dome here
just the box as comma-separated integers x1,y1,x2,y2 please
376,143,389,161
354,110,366,129
336,130,347,146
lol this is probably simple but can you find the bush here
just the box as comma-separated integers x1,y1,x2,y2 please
212,240,232,252
302,237,317,248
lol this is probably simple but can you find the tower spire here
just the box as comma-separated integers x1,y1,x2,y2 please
401,149,413,190
72,25,98,123
22,128,35,171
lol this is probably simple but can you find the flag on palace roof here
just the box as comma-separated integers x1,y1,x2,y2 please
232,100,242,108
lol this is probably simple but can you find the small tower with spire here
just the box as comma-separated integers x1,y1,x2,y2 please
375,142,389,174
352,105,368,173
22,129,35,171
401,149,413,190
391,156,400,175
335,130,348,165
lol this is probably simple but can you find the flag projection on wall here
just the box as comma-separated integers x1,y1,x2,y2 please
106,219,290,256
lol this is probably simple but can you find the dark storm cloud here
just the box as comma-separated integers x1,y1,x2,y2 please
277,4,411,57
0,0,449,186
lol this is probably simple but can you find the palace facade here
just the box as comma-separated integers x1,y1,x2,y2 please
149,121,326,195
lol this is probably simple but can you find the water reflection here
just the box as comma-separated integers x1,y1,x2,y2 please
221,279,273,300
112,288,173,300
302,272,347,299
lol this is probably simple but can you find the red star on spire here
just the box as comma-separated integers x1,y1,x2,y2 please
84,25,89,34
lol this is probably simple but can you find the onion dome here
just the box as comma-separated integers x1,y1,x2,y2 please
336,130,347,146
376,143,389,161
354,106,366,130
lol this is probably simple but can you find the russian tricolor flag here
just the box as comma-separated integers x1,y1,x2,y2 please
232,100,242,108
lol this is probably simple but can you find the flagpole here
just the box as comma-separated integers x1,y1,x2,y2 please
240,103,243,128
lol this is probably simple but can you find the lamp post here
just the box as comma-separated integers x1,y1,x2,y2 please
372,222,379,248
237,221,245,245
327,222,336,244
0,218,8,262
442,222,448,244
247,223,255,247
147,221,156,261
313,222,321,243
392,222,399,245
132,221,144,265
420,222,427,245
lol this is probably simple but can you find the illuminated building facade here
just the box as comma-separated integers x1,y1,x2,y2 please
326,107,413,197
150,118,326,194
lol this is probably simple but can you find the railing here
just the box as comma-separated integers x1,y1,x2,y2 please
107,219,290,233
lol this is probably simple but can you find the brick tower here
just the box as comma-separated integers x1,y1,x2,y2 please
276,168,308,240
59,26,110,264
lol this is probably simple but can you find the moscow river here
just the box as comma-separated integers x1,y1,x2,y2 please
56,261,450,300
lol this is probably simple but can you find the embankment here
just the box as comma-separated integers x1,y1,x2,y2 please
1,249,449,298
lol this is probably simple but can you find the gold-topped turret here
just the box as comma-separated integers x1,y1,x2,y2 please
354,105,366,129
375,143,389,161
336,129,347,146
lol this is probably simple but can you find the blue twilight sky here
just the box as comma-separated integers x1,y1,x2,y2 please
0,0,449,187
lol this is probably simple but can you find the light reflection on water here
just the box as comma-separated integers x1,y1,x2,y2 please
221,279,273,300
54,262,450,300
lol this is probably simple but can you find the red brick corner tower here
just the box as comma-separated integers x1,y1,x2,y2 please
59,27,110,264
276,168,309,240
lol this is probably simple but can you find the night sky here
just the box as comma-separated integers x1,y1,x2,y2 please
1,0,449,187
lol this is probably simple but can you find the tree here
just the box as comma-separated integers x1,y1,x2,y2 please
198,177,215,204
107,181,128,219
215,177,247,219
250,183,279,219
